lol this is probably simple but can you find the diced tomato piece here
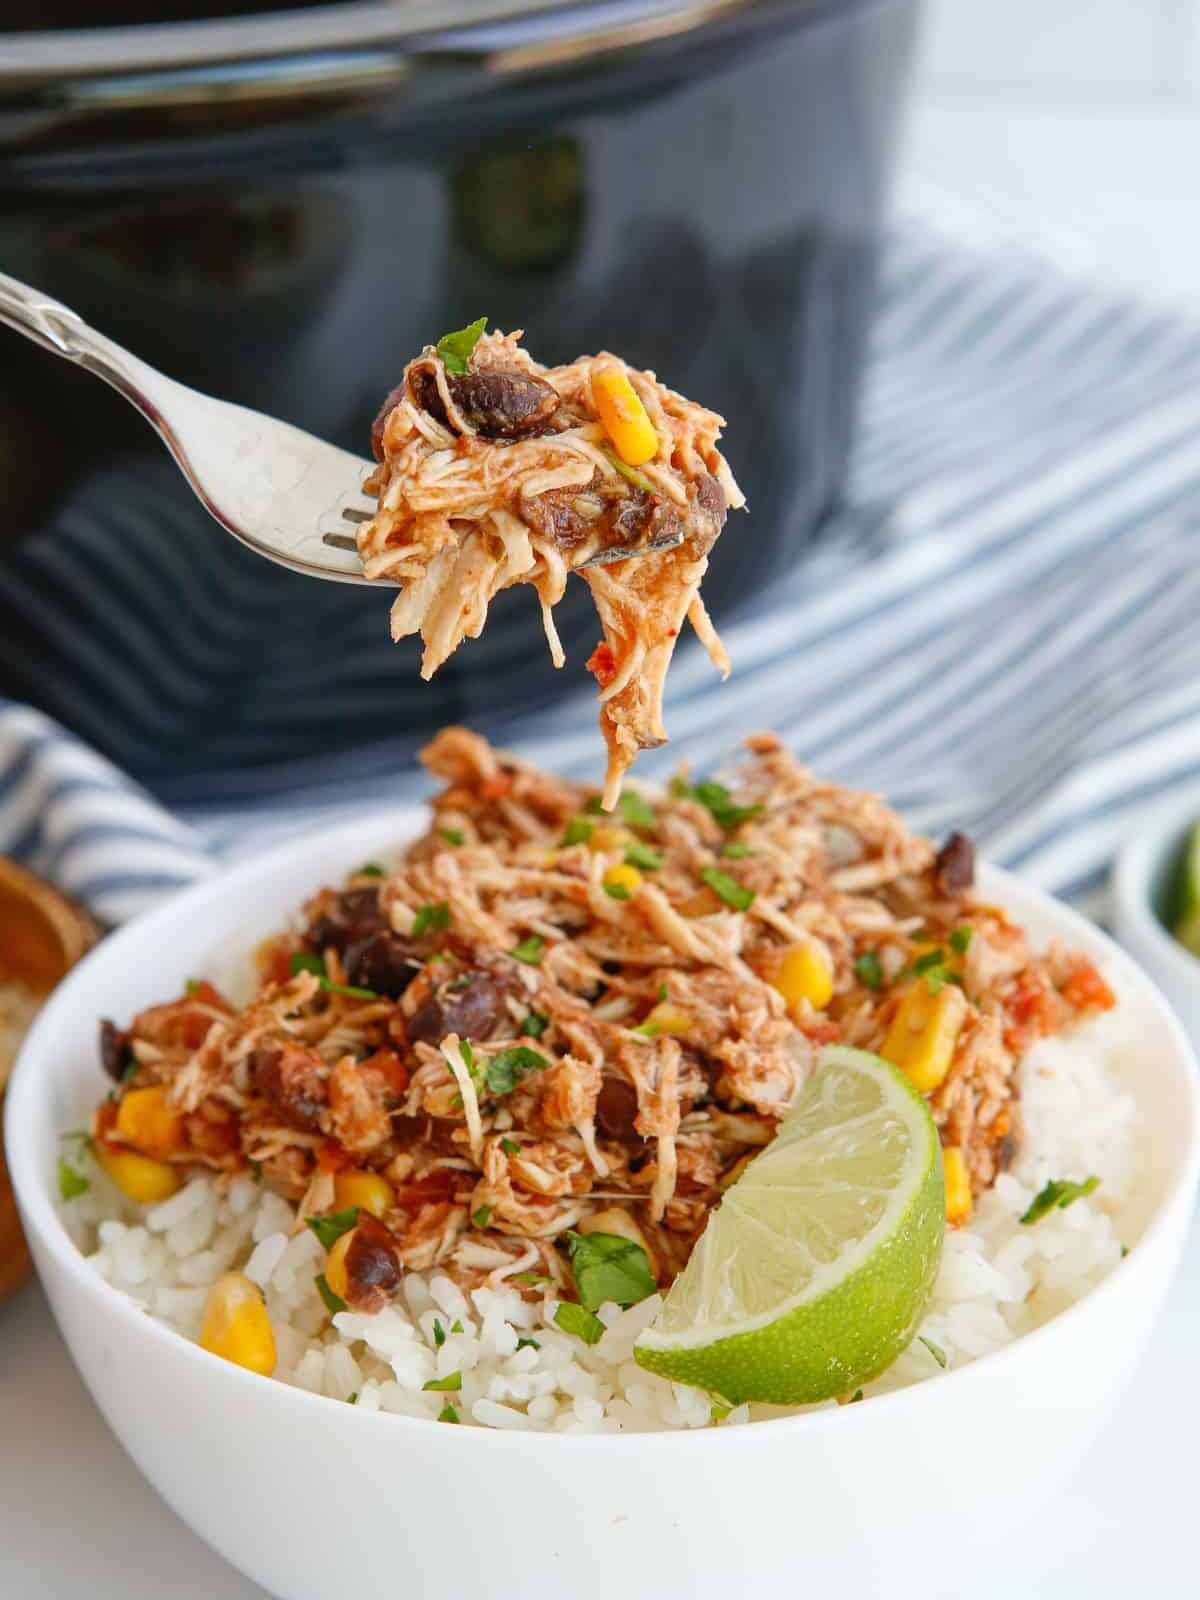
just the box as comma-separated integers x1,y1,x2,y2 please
799,1017,841,1046
317,1143,354,1175
363,1048,410,1096
1060,960,1116,1014
185,979,230,1012
481,775,513,801
586,642,617,689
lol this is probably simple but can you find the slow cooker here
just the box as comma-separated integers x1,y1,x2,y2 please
0,1,919,798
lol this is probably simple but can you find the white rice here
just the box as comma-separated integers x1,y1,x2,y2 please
62,1001,1139,1433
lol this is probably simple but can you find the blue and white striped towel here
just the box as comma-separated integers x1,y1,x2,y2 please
5,200,1200,926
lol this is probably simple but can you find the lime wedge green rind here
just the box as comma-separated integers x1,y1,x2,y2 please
634,1047,944,1406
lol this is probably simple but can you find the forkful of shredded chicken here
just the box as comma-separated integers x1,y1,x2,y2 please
359,319,745,807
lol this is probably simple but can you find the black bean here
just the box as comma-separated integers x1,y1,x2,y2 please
407,972,510,1046
447,371,559,439
99,1019,132,1082
935,831,976,893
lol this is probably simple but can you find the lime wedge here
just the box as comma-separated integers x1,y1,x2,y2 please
634,1046,944,1405
1173,821,1200,955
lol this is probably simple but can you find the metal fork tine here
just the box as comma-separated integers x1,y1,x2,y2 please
341,506,373,524
576,529,685,570
323,531,360,553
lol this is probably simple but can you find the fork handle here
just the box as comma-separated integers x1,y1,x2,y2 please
0,271,161,408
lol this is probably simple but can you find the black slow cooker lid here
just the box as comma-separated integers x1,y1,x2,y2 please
0,0,873,178
1,1,854,68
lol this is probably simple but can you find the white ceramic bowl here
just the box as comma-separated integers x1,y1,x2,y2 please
7,814,1200,1600
1112,802,1200,1044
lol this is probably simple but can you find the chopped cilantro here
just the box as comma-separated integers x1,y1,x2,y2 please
710,1402,732,1424
57,1157,89,1202
306,1206,360,1252
438,1404,460,1424
677,777,763,831
849,1389,864,1404
562,817,594,848
185,978,201,995
357,862,385,878
1121,1243,1130,1259
722,842,754,859
423,1371,463,1392
553,1301,605,1345
624,840,663,871
512,1271,551,1286
433,1318,446,1348
520,1012,549,1038
440,828,465,847
412,901,451,938
566,1230,656,1312
451,1319,464,1333
435,316,487,375
855,950,884,990
617,790,657,831
587,790,658,830
472,1205,492,1229
949,925,973,955
315,1274,347,1315
288,950,377,1001
918,1336,948,1369
603,881,631,901
484,1046,550,1095
248,1157,264,1183
1019,1176,1101,1225
120,1059,138,1084
516,1336,541,1351
911,947,952,995
347,1392,359,1405
510,935,544,965
599,447,656,495
701,867,755,911
500,1137,521,1156
657,982,669,1003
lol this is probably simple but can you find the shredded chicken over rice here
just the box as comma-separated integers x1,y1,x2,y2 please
90,730,1116,1315
359,325,744,806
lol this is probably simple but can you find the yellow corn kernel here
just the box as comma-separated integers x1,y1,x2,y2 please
638,1001,693,1037
589,824,628,853
95,1143,182,1204
115,1084,186,1160
603,863,643,898
198,1272,277,1376
881,981,968,1094
772,942,834,1017
943,1146,973,1226
592,366,658,467
333,1169,394,1219
324,1230,354,1302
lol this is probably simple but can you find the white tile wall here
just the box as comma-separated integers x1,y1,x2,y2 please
906,0,1200,308
921,0,1166,90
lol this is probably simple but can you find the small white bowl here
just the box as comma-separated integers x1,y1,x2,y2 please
1112,803,1200,1044
7,814,1200,1600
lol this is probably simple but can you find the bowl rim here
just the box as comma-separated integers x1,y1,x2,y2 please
1111,800,1200,997
8,809,1200,1453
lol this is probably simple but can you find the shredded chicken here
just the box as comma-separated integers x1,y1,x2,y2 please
359,328,744,804
90,728,1116,1311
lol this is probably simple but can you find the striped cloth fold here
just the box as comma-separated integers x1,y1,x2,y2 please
4,201,1200,924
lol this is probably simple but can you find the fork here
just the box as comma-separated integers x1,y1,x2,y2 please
0,271,683,582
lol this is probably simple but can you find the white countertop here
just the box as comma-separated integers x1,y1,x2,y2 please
7,12,1200,1594
3,1213,1200,1600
